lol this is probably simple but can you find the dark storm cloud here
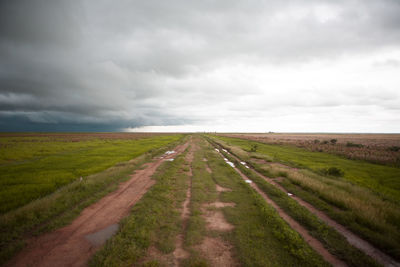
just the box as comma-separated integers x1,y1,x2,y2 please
1,0,400,131
0,0,82,46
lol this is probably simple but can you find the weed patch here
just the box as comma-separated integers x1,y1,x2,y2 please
319,167,344,177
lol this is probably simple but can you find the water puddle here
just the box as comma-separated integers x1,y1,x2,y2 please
85,224,119,246
226,161,235,167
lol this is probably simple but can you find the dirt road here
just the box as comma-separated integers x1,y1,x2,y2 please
7,142,188,267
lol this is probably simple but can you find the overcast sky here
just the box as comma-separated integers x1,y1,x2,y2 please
1,0,400,132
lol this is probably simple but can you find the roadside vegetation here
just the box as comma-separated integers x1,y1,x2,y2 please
222,133,400,167
213,135,400,203
0,135,185,265
209,135,400,261
0,134,183,213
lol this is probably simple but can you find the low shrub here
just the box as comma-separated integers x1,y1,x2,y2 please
346,142,364,148
250,144,258,152
388,146,400,152
320,167,344,177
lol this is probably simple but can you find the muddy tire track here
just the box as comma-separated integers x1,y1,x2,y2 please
6,142,189,267
172,142,194,266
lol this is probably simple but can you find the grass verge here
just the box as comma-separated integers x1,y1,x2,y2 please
212,135,400,203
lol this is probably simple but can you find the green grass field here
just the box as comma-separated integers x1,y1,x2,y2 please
213,135,400,203
0,134,185,265
0,134,184,213
2,134,398,266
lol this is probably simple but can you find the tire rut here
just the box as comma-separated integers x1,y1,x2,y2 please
172,139,194,266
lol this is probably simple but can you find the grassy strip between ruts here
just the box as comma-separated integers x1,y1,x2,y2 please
89,145,190,267
182,137,218,266
0,136,185,266
203,137,329,267
209,135,400,261
212,135,400,204
209,138,380,267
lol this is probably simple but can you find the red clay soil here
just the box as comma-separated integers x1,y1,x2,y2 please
203,208,234,232
6,141,189,267
195,237,237,267
205,165,212,174
223,146,400,267
216,184,232,192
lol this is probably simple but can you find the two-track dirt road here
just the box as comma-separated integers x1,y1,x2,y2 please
212,140,400,267
7,141,188,267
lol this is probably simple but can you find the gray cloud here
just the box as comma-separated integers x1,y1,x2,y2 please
1,0,400,132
